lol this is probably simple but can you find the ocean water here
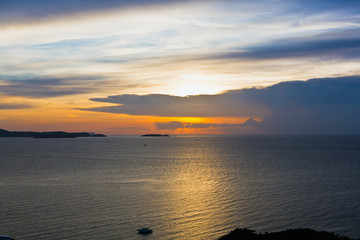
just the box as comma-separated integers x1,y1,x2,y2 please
0,135,359,240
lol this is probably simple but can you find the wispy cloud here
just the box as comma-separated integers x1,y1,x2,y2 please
0,76,99,98
0,103,32,109
0,74,151,98
0,0,191,26
1,0,359,95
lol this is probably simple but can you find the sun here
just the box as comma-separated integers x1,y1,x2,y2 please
170,73,225,96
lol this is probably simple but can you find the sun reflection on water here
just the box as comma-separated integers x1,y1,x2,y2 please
159,140,233,239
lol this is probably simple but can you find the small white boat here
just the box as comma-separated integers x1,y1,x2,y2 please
137,227,153,234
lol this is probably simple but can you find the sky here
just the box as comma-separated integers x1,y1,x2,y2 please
0,0,360,134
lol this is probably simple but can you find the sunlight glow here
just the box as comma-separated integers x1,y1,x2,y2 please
170,73,228,96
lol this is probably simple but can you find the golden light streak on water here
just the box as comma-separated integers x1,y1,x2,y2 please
158,140,233,239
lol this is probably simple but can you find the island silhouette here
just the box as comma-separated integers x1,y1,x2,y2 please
0,129,106,138
141,134,170,137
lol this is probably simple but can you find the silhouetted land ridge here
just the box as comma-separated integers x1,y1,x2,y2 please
0,129,106,138
0,236,15,240
218,228,358,240
141,134,170,137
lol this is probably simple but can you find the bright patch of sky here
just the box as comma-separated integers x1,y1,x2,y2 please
1,0,359,96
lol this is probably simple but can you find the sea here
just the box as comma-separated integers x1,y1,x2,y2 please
0,135,359,240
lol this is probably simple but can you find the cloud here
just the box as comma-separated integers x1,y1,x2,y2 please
0,0,192,26
155,121,185,130
84,93,269,117
154,118,261,130
289,0,360,14
258,76,360,134
186,119,261,129
108,126,150,131
0,103,32,109
0,76,97,98
239,118,261,127
216,31,360,60
2,0,359,23
82,75,360,134
186,123,213,129
0,74,148,98
1,0,359,95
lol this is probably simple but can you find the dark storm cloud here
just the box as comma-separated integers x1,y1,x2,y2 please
257,76,360,134
83,76,360,134
0,0,191,25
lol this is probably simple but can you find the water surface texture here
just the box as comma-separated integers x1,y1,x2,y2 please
1,135,359,239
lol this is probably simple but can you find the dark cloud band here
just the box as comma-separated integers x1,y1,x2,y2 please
81,76,360,134
0,0,191,25
216,33,360,60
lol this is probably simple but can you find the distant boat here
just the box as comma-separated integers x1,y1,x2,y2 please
137,227,153,234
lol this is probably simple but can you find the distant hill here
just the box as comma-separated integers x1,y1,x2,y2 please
218,228,357,240
0,129,106,138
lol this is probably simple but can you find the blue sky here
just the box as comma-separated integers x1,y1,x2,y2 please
0,0,359,134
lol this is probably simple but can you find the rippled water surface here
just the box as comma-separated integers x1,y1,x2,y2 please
1,135,360,239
